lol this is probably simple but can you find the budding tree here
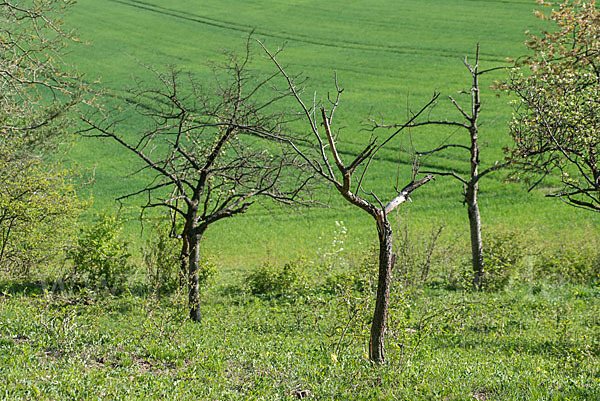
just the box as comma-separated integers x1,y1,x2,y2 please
0,0,86,274
508,0,600,211
1,0,84,152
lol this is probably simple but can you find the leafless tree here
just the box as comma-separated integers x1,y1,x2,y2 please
81,42,316,322
260,41,436,364
371,45,507,290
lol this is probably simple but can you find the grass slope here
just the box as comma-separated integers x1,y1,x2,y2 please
63,0,598,266
1,283,599,400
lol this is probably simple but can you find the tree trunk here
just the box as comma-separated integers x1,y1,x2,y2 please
466,183,484,290
468,48,483,290
187,226,205,323
179,219,192,278
369,217,394,364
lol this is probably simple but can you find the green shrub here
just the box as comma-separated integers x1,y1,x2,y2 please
0,159,85,278
195,256,217,292
67,214,131,293
481,228,526,291
535,247,600,285
246,260,304,296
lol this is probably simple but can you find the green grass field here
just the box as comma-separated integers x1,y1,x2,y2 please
62,0,600,267
3,3,600,399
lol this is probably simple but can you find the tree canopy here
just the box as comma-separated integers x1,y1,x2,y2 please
0,0,85,274
509,0,600,211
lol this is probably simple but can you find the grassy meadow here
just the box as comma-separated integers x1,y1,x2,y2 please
2,0,600,399
1,280,600,399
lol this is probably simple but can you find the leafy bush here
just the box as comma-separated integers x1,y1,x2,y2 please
535,247,600,285
0,158,84,277
246,260,304,296
67,214,131,292
481,228,526,291
195,256,217,293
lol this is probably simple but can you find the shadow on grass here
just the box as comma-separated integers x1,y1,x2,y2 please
0,276,155,299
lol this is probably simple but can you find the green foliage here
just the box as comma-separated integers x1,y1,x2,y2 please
0,0,84,153
246,260,305,297
481,228,526,291
508,0,600,211
194,255,217,293
0,156,84,277
0,0,88,278
142,219,182,295
535,246,600,285
67,214,131,292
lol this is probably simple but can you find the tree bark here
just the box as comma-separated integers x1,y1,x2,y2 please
187,225,205,323
369,217,394,364
466,183,484,290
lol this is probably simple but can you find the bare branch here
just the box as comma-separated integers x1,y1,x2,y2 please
321,107,346,174
449,95,471,121
417,143,470,156
257,39,337,183
425,169,468,184
475,161,509,183
384,174,434,215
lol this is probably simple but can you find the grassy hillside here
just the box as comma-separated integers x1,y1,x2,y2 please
2,283,599,400
63,0,599,267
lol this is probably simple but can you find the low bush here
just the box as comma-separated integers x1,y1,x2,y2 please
534,247,600,285
246,260,305,297
0,159,85,278
67,214,131,293
481,227,527,291
195,256,217,293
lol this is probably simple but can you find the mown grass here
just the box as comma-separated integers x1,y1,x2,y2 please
1,279,599,400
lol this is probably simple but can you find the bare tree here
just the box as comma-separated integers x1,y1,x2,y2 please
260,41,436,364
81,43,315,322
371,45,507,290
